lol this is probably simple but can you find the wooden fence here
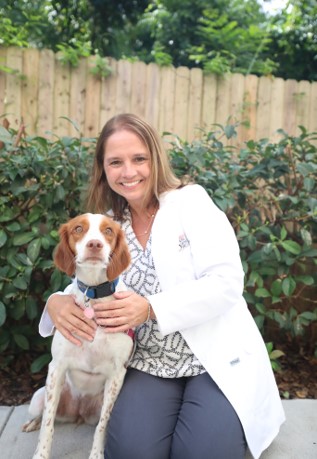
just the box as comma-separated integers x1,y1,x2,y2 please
0,47,317,144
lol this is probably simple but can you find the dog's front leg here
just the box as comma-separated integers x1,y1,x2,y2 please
89,370,126,459
33,362,66,459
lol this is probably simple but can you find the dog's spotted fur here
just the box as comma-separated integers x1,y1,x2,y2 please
23,214,133,459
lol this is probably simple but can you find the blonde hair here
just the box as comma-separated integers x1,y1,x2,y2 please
86,113,182,219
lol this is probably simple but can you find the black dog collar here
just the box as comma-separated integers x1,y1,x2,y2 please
77,278,119,299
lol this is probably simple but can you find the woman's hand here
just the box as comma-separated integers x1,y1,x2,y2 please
93,291,153,332
47,294,97,346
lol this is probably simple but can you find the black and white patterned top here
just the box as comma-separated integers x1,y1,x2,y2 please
121,213,205,378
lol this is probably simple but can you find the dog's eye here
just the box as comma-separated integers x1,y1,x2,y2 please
74,226,83,233
104,227,113,235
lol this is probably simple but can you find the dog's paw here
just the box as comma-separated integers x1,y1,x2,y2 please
22,416,42,432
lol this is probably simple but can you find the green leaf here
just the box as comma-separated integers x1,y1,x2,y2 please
6,222,21,232
271,311,287,327
271,279,282,297
0,208,16,222
280,227,287,241
303,177,315,192
13,334,29,350
270,350,285,360
12,233,35,246
51,269,68,291
300,229,312,246
31,353,51,373
55,185,66,201
13,276,28,290
299,311,317,321
271,361,282,372
295,275,314,286
255,303,266,314
10,299,25,320
0,229,7,248
26,298,38,320
255,288,271,298
281,240,301,255
41,236,52,250
254,314,265,330
0,301,6,327
282,277,296,296
224,124,237,139
27,238,41,263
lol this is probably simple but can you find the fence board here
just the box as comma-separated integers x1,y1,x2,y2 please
241,74,258,142
5,47,23,129
159,66,175,136
21,48,39,135
283,79,298,136
187,68,203,139
53,53,71,136
116,60,132,114
84,56,101,138
70,58,87,136
145,63,160,128
270,77,284,142
308,82,317,134
216,75,231,126
229,73,245,144
296,80,311,135
256,76,272,140
38,49,55,135
1,47,317,144
100,58,118,130
174,66,190,140
201,74,217,131
131,61,147,120
0,48,6,119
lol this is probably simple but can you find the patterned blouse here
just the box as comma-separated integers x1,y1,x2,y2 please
121,213,205,378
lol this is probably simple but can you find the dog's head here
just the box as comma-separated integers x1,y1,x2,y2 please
53,213,131,281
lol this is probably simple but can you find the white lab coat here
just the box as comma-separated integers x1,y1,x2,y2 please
148,184,285,459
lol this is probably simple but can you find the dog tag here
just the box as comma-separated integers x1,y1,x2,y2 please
84,307,95,319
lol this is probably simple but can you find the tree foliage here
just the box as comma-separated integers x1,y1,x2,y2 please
265,0,317,81
0,0,316,79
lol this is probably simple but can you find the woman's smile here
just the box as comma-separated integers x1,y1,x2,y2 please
120,180,142,187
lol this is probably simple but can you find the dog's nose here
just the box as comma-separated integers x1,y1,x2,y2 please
86,239,104,250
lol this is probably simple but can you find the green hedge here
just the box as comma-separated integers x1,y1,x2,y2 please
0,123,316,372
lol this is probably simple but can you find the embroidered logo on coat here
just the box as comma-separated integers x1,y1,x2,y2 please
179,233,190,251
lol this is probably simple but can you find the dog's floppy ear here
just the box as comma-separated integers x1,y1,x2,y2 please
53,223,76,276
107,228,131,281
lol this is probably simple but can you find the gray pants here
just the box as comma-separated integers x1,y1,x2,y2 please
104,369,246,459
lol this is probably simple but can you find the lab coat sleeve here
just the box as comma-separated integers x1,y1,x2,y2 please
149,185,246,336
38,283,74,337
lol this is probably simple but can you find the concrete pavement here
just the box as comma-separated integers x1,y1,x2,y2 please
0,400,316,458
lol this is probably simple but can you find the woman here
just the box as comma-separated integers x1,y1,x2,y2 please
41,113,285,459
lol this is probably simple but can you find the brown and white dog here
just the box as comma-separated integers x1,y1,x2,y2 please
23,213,133,459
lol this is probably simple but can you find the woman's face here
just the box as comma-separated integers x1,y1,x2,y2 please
103,129,152,209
